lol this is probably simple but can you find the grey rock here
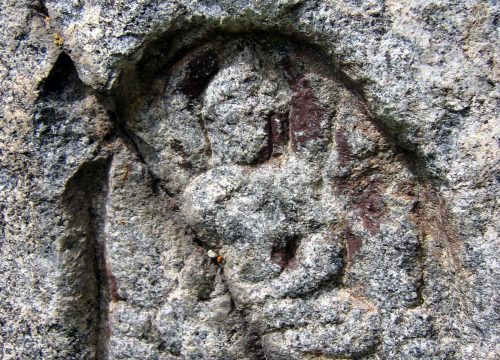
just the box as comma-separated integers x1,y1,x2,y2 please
0,1,498,359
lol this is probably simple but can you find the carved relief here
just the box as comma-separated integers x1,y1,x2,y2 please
40,34,460,359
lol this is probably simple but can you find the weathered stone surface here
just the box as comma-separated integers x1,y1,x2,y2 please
0,1,498,359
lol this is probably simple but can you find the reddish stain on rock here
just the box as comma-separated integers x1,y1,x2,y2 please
255,111,290,163
105,266,126,302
271,236,300,271
282,60,325,151
101,244,126,302
270,112,290,150
255,115,273,163
335,175,387,235
177,49,219,99
354,181,386,235
344,228,363,266
410,185,462,263
335,129,351,167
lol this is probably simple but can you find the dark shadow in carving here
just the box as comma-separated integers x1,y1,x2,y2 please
62,158,112,359
271,235,300,272
282,57,327,151
39,53,84,99
29,0,49,18
177,48,219,99
35,52,115,359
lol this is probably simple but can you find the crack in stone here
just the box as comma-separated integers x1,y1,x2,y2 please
87,158,114,360
198,111,214,162
108,112,175,196
191,234,266,358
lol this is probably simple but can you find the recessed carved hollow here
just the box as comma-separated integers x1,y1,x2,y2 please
42,33,462,359
111,34,424,358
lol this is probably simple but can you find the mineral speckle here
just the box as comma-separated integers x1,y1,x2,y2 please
0,1,498,359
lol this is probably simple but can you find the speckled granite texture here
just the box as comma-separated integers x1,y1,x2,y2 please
0,1,498,359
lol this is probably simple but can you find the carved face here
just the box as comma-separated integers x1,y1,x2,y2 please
104,36,423,358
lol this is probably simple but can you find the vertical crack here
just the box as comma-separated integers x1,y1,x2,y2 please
90,158,114,360
220,273,266,360
413,229,427,308
107,110,175,196
190,236,265,359
197,113,213,160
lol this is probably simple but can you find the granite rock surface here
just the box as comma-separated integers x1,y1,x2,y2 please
0,1,498,359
